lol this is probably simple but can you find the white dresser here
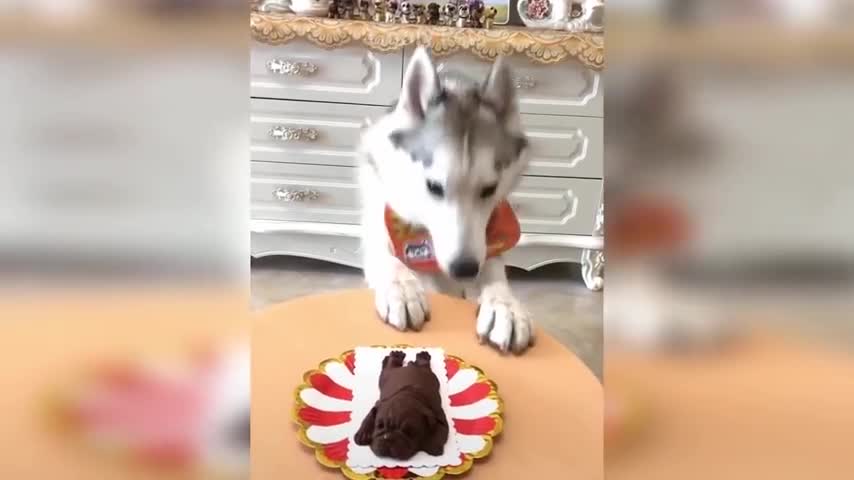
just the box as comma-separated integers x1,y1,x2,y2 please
249,14,605,290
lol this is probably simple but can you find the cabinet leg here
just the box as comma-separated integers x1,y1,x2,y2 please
581,201,604,291
581,248,604,291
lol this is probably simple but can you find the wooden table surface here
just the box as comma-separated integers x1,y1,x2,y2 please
252,289,602,480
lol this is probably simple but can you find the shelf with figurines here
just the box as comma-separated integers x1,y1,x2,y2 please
325,0,499,29
251,1,604,68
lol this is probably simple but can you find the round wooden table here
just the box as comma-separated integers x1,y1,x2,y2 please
252,289,602,480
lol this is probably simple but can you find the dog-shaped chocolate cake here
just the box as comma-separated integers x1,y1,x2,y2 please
354,350,449,459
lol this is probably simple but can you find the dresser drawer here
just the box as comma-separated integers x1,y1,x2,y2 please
522,114,602,178
252,41,403,106
405,48,602,117
510,177,601,235
252,161,601,235
250,99,387,167
251,162,360,225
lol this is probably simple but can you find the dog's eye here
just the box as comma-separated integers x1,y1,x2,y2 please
480,183,498,199
376,420,385,430
426,180,445,198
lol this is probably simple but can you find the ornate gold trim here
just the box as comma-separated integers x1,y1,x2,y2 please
251,13,604,69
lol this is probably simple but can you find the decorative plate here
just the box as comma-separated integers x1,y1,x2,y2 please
293,346,504,479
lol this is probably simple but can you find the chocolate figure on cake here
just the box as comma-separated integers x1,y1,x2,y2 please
327,0,339,17
354,351,449,460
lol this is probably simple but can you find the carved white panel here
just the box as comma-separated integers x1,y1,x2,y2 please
251,162,361,225
250,99,386,167
511,177,602,235
251,41,403,106
521,114,603,178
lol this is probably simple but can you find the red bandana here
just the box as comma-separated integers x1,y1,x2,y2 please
384,200,521,273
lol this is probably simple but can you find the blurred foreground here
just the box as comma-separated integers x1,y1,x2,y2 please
0,1,248,479
606,0,854,478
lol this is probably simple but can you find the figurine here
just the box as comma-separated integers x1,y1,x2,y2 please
338,0,350,18
372,0,385,21
385,0,398,22
426,2,441,24
359,0,371,19
400,1,416,23
468,0,484,27
456,3,471,27
414,4,426,24
482,5,497,28
482,5,498,28
441,3,456,26
328,0,339,17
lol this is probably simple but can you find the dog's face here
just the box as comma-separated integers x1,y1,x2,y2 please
375,49,528,279
458,4,470,17
368,391,439,459
400,1,412,14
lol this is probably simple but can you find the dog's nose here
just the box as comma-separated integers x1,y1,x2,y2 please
449,258,479,279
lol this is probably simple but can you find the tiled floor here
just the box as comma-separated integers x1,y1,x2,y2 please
251,256,603,379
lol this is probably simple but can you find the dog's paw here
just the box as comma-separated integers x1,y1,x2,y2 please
374,267,430,331
476,284,534,354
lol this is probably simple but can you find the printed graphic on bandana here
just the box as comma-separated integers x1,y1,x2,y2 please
404,239,435,264
385,201,521,273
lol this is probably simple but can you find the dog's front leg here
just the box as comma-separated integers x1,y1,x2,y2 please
363,235,430,331
475,257,534,354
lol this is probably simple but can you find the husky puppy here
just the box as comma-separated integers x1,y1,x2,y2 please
358,48,533,353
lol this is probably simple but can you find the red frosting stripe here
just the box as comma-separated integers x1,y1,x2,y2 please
453,417,497,436
449,382,491,406
344,353,356,373
309,373,353,401
323,438,349,462
376,466,410,478
444,357,460,380
298,406,351,426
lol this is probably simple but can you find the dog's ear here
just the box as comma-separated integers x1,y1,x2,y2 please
397,47,440,120
420,406,449,456
481,56,517,123
354,406,378,446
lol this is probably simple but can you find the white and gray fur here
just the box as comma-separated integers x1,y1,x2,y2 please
358,47,534,353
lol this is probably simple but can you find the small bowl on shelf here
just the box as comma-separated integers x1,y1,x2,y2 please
289,0,330,17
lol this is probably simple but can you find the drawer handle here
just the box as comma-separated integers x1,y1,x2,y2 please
513,75,537,90
269,125,319,142
273,187,320,203
266,58,319,77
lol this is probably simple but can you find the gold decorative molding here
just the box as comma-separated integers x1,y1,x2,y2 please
251,13,604,69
